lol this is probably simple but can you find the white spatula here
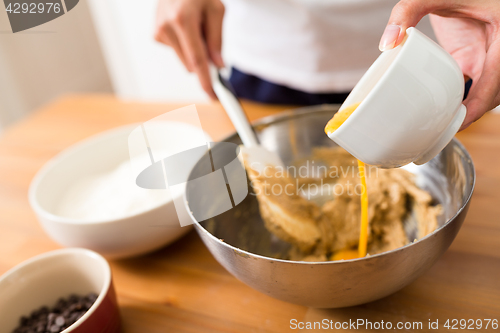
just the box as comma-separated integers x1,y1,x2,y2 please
209,66,284,173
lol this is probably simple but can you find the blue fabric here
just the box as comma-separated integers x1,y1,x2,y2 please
228,67,474,105
464,79,472,100
228,67,350,105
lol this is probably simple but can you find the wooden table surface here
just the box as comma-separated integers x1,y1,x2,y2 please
0,94,499,332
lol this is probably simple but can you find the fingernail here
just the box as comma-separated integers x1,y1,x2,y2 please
379,24,401,51
213,51,224,68
459,122,471,131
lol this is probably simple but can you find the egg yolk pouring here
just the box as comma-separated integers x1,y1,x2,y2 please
326,102,367,260
240,104,442,261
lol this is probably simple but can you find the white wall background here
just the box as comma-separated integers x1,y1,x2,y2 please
87,0,208,103
0,0,113,129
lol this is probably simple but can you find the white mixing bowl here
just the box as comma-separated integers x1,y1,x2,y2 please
29,123,206,259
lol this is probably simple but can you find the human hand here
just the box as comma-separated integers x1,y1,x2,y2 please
155,0,225,98
379,0,500,130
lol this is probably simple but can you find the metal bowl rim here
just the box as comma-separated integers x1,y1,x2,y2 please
189,105,476,265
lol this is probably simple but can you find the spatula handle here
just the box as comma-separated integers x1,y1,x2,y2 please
209,65,259,147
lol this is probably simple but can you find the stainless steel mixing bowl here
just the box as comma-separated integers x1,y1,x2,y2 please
185,105,475,308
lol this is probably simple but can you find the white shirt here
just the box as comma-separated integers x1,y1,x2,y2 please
222,0,434,93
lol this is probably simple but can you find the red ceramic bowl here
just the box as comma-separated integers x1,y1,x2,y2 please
0,248,120,333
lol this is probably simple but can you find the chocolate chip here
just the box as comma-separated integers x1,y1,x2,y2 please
48,312,56,321
49,324,60,332
87,293,98,302
54,316,65,327
11,292,98,333
36,323,45,333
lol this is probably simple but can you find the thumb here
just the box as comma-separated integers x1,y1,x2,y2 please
379,0,433,51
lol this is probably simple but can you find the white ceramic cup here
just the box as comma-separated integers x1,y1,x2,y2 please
327,27,466,168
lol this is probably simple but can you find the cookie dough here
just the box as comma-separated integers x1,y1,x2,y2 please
243,147,442,261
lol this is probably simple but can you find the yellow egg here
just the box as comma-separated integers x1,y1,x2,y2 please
325,102,369,260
